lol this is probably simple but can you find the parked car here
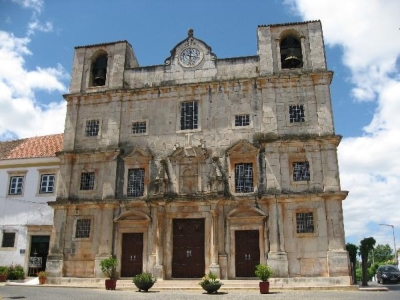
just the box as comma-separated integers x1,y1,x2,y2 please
377,265,400,284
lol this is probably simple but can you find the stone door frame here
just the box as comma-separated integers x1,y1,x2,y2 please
114,210,150,278
164,208,211,279
227,207,267,279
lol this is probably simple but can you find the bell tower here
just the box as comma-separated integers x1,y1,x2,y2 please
257,20,327,75
69,40,139,93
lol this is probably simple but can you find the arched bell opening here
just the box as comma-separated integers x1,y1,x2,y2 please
90,52,108,86
280,36,303,69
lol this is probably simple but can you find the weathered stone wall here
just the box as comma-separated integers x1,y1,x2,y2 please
49,20,350,283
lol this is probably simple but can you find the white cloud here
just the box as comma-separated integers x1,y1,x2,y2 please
12,0,44,13
0,0,67,140
0,30,67,139
288,0,400,247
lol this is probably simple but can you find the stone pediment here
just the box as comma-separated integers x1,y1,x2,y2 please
226,140,259,157
227,207,268,219
169,146,207,163
121,146,152,163
114,210,151,222
164,29,217,70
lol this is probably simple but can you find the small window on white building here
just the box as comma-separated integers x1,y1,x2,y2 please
1,232,16,247
293,161,310,181
40,174,55,194
9,176,24,195
296,212,314,233
85,119,100,137
75,219,91,238
80,172,95,190
235,114,250,127
180,101,198,130
289,105,305,123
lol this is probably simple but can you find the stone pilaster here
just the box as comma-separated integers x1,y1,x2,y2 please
267,198,288,277
94,204,114,278
153,203,165,279
325,198,349,276
209,208,220,278
46,206,67,281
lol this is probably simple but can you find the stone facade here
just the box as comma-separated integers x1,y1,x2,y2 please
47,20,350,285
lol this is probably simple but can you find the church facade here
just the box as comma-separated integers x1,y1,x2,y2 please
47,20,350,285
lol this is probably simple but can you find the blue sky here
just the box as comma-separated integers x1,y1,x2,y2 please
1,0,400,251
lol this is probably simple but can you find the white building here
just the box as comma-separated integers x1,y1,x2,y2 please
0,134,62,275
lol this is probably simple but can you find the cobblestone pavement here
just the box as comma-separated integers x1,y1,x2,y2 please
0,286,399,300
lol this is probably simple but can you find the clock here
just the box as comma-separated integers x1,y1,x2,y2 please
179,47,202,67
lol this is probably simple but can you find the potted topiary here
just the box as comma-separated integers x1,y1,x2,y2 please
38,271,47,285
0,266,8,282
132,272,156,292
199,271,223,294
255,263,273,294
100,256,118,290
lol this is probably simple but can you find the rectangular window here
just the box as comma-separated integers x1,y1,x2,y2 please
235,114,250,127
40,174,55,193
132,121,147,134
75,219,91,238
235,163,253,193
293,162,310,181
127,168,145,197
9,176,24,195
180,101,198,130
85,119,100,136
289,105,305,123
296,212,314,233
1,232,16,247
80,172,95,190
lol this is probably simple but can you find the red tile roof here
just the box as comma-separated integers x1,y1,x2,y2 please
0,134,63,160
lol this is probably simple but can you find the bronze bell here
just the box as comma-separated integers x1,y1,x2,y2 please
285,47,302,66
94,69,106,86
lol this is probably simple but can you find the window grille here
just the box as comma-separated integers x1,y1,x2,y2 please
289,105,305,123
127,168,145,197
180,101,198,130
235,114,250,127
235,163,253,193
293,162,310,181
85,119,100,136
40,174,55,193
80,172,95,190
296,212,314,233
9,176,24,195
1,232,16,247
75,219,91,238
132,121,147,134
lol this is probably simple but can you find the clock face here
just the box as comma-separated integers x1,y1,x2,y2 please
179,47,202,67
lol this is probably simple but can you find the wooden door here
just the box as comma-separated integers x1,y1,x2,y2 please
121,233,143,277
235,230,260,277
172,218,205,278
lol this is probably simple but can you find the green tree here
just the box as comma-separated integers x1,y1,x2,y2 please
372,244,394,264
346,243,358,284
359,237,376,286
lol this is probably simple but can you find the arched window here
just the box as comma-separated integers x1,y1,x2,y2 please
280,36,303,69
91,54,108,86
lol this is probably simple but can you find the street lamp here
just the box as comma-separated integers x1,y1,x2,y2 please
379,224,397,265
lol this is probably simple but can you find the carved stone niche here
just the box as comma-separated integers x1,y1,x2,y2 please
121,146,152,198
169,146,208,195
